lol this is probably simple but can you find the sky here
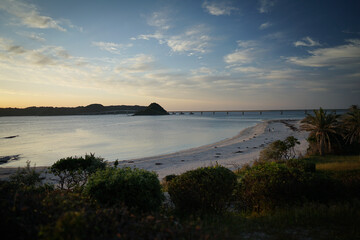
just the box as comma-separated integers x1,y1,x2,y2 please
0,0,359,110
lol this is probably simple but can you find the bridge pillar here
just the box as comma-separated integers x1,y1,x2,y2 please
260,111,262,115
280,111,283,115
242,111,244,115
227,112,229,115
201,112,203,115
213,112,215,115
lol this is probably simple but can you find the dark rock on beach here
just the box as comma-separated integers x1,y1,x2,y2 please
134,103,169,116
0,155,20,164
2,135,19,139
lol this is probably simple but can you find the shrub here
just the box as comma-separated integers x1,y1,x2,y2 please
167,165,237,214
234,160,340,212
39,207,210,240
50,153,106,190
0,180,54,240
10,160,44,187
285,158,315,172
235,162,310,212
85,167,164,212
161,174,177,192
259,136,300,162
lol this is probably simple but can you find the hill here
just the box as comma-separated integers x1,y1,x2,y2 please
0,104,146,116
134,103,169,116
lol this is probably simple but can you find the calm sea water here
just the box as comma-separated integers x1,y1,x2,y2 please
0,110,312,167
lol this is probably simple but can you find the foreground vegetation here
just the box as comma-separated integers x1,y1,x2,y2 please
0,106,359,239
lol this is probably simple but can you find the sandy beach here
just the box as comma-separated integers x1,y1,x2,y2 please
0,119,309,181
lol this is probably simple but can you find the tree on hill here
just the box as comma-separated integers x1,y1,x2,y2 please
300,108,340,155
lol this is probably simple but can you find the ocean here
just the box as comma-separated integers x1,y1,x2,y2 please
0,110,323,167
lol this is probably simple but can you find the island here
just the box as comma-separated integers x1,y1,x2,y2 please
133,103,169,116
0,104,146,116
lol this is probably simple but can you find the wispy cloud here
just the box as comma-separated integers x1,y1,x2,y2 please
294,37,321,47
202,1,238,16
259,22,272,30
0,0,66,31
92,41,133,54
224,49,254,64
288,39,360,68
258,0,276,13
0,38,79,66
16,31,46,42
167,25,211,55
116,54,155,73
147,10,171,30
224,40,258,65
136,24,212,55
137,32,165,43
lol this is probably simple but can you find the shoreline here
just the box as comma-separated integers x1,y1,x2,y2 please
116,119,308,179
0,119,309,180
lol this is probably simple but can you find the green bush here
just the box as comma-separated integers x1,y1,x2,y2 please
0,180,54,240
259,136,300,162
39,207,210,240
50,153,106,190
235,162,310,212
10,161,44,187
285,158,316,173
234,160,340,212
168,165,237,214
85,167,164,212
161,174,177,192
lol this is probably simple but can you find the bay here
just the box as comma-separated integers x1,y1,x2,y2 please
0,111,307,167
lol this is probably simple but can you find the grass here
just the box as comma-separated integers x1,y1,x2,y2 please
316,161,360,171
305,155,360,164
191,199,360,239
305,155,360,172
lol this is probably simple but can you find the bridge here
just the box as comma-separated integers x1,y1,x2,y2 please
167,109,344,115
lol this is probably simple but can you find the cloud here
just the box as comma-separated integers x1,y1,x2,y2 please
224,40,258,65
92,41,133,54
7,45,26,54
167,26,211,54
0,38,78,67
0,0,66,31
264,31,285,40
16,31,46,42
147,11,171,30
294,37,321,47
137,32,165,42
232,66,263,73
258,0,276,13
136,25,212,55
59,18,84,32
237,40,258,48
259,22,272,30
116,54,155,73
224,49,254,64
202,1,238,16
288,39,360,68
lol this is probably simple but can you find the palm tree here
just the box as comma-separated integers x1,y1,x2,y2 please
300,108,340,155
341,105,360,144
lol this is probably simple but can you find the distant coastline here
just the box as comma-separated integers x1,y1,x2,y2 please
0,104,146,117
